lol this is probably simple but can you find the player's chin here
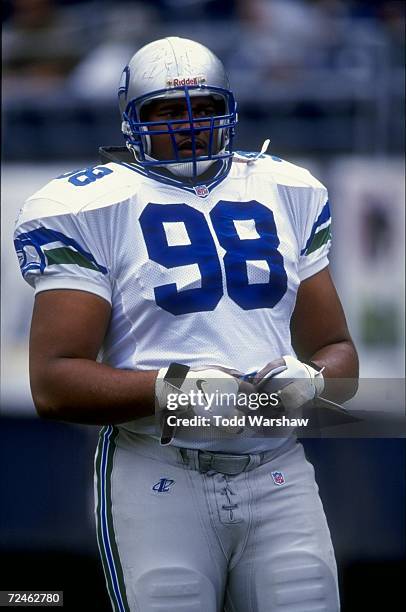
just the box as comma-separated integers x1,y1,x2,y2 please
178,147,207,158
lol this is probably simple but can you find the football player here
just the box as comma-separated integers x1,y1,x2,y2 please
14,37,358,611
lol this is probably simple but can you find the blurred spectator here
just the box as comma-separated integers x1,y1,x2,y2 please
230,0,338,93
377,1,405,65
68,42,137,101
3,0,91,96
66,3,160,100
140,0,237,22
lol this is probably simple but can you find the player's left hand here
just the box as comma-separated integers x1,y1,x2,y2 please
253,355,324,412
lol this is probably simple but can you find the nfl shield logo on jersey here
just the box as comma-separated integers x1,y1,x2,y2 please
193,184,209,198
271,471,285,486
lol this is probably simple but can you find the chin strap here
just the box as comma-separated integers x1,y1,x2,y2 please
247,139,271,165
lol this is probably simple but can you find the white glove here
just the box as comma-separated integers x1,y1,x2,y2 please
155,363,255,442
254,355,324,412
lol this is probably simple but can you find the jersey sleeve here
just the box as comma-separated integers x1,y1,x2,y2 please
297,186,332,281
13,198,112,303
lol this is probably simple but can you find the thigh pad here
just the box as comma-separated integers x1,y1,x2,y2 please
132,566,218,612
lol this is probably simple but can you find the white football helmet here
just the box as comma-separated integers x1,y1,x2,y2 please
118,37,237,186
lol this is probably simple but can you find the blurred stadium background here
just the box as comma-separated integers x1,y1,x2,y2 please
1,0,405,610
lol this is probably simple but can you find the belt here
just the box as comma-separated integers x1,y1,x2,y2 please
180,449,259,475
179,437,296,475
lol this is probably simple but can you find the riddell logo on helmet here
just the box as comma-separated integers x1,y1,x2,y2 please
167,75,206,88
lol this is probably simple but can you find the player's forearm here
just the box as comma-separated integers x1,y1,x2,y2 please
309,339,359,402
30,358,158,424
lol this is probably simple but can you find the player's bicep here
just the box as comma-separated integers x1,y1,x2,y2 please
290,266,352,359
30,289,111,365
29,289,111,413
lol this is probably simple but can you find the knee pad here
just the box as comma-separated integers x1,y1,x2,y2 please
256,552,340,612
131,566,217,611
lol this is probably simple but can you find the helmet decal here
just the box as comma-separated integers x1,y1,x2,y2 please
166,76,206,88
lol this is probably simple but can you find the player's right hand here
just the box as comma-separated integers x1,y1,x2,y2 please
155,363,255,426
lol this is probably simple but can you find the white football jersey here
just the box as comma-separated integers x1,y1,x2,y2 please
14,152,331,452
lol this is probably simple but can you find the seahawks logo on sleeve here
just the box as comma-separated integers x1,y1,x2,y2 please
14,227,108,277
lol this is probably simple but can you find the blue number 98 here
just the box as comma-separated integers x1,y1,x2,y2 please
139,200,287,315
